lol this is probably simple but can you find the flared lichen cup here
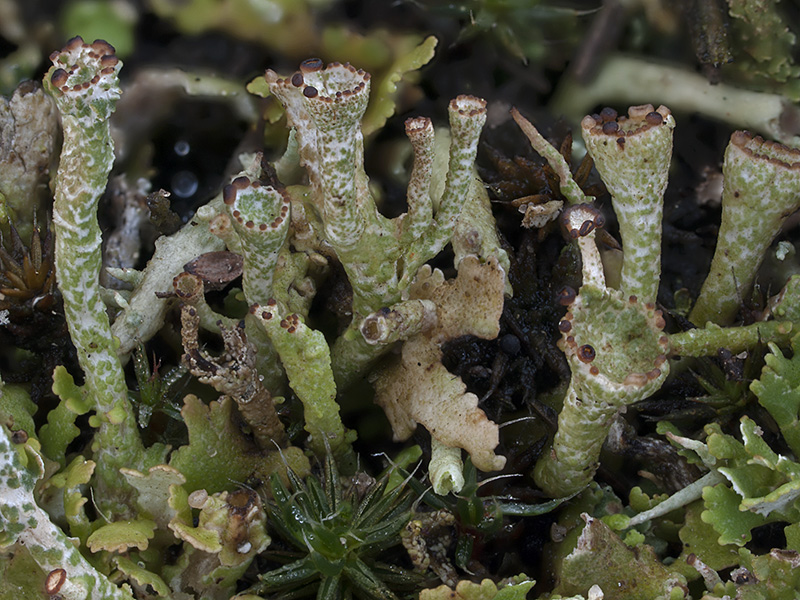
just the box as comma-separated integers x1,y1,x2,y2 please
534,205,670,498
581,104,675,304
691,131,800,326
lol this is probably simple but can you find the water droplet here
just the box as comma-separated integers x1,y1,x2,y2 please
174,139,190,156
171,170,198,198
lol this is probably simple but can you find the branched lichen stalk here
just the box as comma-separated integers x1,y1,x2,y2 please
690,131,800,326
250,301,355,467
267,60,489,387
408,95,488,267
44,38,144,498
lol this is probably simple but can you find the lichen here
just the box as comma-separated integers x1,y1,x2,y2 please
690,131,800,326
4,14,800,599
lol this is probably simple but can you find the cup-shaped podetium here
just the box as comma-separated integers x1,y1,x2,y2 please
535,282,670,497
690,131,800,326
581,105,675,304
222,174,291,305
561,285,669,405
266,60,371,251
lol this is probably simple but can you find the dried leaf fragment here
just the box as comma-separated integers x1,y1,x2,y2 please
372,256,506,471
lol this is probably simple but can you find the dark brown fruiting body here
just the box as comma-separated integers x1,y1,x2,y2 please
577,344,596,363
558,286,577,306
45,569,67,595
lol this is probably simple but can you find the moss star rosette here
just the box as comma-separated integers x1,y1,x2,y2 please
43,37,148,502
581,104,675,304
691,131,800,326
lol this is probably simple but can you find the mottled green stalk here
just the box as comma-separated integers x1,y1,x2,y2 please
691,131,800,326
0,424,134,600
400,116,435,243
267,60,372,266
407,95,488,267
535,381,617,497
222,170,291,304
222,164,291,388
669,320,795,357
581,104,675,304
535,208,669,498
44,38,144,498
250,301,355,467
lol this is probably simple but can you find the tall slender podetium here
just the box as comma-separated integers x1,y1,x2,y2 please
581,105,675,305
44,38,149,507
690,131,800,326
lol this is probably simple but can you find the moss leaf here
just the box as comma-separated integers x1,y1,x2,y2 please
48,455,95,542
120,464,186,528
751,334,800,456
675,500,740,576
39,366,92,464
701,483,766,546
112,556,171,597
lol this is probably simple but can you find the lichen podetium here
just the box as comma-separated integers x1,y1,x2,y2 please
44,38,152,509
690,131,800,326
266,60,491,388
581,105,675,305
516,109,797,499
533,205,669,497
